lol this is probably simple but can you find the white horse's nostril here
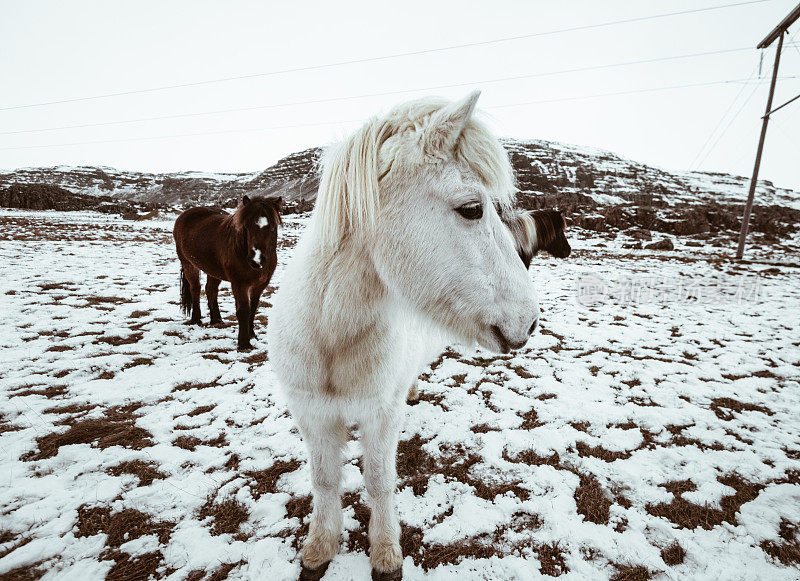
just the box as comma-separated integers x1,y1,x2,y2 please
528,318,539,335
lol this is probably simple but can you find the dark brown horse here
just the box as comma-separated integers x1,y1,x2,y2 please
173,195,282,351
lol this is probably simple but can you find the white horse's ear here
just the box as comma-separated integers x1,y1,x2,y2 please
424,90,481,155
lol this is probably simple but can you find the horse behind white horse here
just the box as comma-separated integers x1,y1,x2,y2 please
267,91,539,580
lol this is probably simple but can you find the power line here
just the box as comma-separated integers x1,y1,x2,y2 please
0,120,363,151
692,72,764,170
0,75,781,152
492,77,794,110
0,0,773,112
688,63,760,170
0,46,756,136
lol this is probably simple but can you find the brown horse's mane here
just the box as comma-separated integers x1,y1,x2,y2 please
221,196,283,259
531,209,565,249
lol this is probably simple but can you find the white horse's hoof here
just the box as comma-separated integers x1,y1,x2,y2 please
371,567,402,581
299,561,330,581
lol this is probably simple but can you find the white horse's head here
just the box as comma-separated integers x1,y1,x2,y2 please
313,91,539,353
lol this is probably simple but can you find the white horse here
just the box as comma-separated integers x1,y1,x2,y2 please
267,91,539,580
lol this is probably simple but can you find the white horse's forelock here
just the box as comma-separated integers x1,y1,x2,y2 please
313,96,516,250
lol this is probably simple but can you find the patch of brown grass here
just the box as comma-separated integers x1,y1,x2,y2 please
105,551,163,581
23,404,152,461
10,384,68,398
75,505,173,547
46,345,71,352
537,542,569,576
84,296,127,306
172,433,227,451
96,333,143,346
397,434,526,501
129,310,150,318
198,498,250,536
470,423,498,434
186,405,215,417
246,458,302,499
574,474,612,525
173,379,220,392
122,357,154,369
241,350,269,364
0,564,45,581
39,282,71,291
611,564,653,580
709,397,774,421
42,402,94,415
106,460,167,486
760,519,800,566
575,441,632,462
660,542,686,566
503,449,561,467
520,407,543,429
646,474,763,530
342,492,371,553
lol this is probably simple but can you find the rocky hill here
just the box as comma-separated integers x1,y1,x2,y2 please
2,139,798,239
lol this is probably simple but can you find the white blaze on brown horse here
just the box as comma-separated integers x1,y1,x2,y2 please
173,195,282,351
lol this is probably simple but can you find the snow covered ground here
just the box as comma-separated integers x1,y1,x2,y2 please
0,209,798,580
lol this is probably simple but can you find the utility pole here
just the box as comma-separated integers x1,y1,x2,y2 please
736,3,800,260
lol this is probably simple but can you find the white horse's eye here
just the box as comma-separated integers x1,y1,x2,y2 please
455,202,483,220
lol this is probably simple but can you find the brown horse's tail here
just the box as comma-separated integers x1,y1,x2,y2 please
179,267,192,315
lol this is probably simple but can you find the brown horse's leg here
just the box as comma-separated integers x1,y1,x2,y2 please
206,276,223,325
182,262,203,325
232,283,253,352
248,282,268,340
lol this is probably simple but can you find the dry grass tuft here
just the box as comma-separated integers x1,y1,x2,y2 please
96,333,143,346
241,350,269,364
0,564,45,581
660,542,686,566
760,519,800,566
709,397,774,421
537,542,569,576
106,460,167,486
197,498,250,536
646,473,763,530
503,449,561,467
611,564,653,580
172,433,227,451
23,404,152,460
519,407,543,429
186,405,215,417
342,492,371,553
173,379,220,392
246,458,302,499
75,505,173,547
574,474,612,525
105,551,163,581
575,441,632,462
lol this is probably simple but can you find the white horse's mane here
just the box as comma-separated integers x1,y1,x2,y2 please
314,96,516,250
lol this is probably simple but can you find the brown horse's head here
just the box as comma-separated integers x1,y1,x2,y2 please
233,195,283,270
532,210,571,259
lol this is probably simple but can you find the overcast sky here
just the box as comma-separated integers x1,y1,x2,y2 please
2,0,799,191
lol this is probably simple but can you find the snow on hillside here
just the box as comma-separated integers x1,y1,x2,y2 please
3,139,799,210
1,209,798,580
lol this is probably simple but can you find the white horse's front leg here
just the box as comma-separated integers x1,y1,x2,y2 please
295,414,347,579
361,410,403,579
